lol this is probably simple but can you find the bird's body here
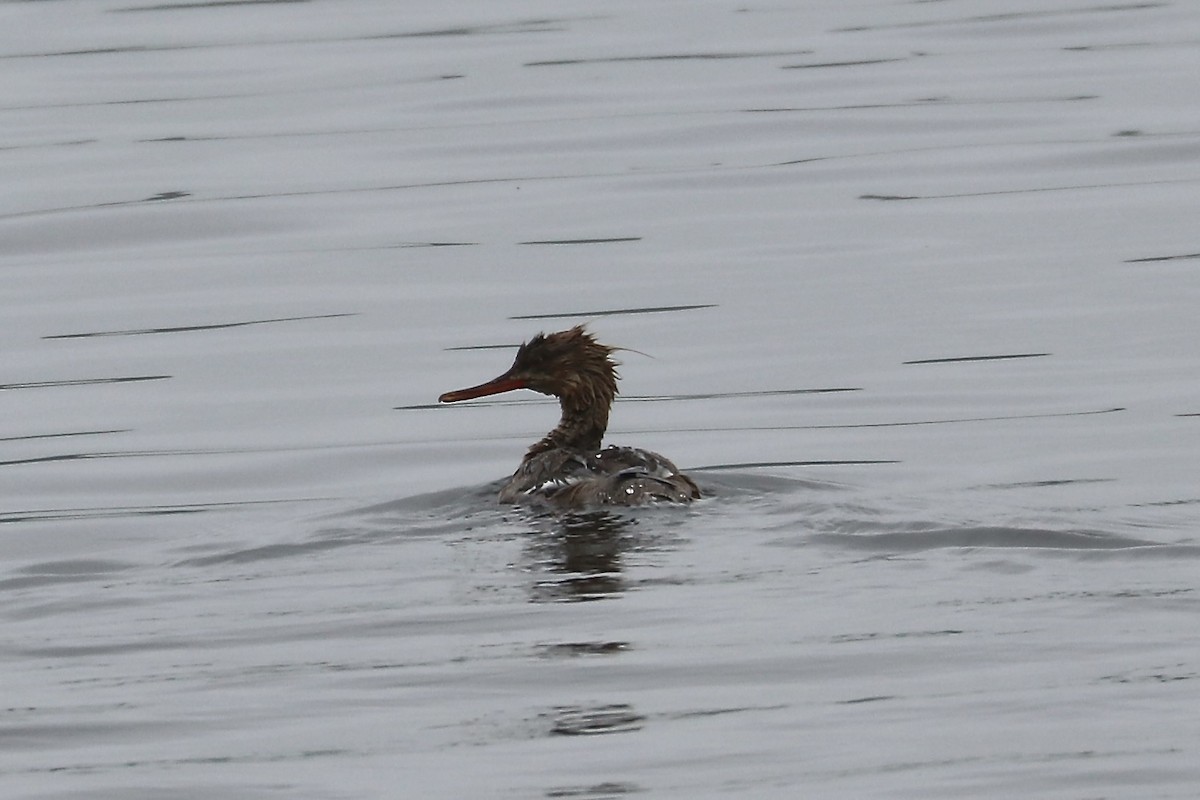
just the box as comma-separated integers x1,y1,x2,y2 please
498,443,700,506
438,326,700,508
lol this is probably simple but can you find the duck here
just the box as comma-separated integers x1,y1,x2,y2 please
439,326,700,507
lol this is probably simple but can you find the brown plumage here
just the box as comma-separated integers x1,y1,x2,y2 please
439,326,700,508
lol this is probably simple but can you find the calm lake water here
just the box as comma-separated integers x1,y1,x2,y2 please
3,1,1199,797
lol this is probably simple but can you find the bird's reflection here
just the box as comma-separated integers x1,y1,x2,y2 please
522,510,636,602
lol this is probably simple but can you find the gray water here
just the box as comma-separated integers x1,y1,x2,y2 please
3,1,1199,797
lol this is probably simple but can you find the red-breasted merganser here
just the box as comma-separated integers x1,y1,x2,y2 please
439,326,701,507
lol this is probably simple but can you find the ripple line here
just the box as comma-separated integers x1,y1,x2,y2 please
397,386,858,410
0,429,130,442
694,460,899,471
510,304,716,320
904,352,1049,365
660,407,1126,434
0,376,170,391
44,313,355,339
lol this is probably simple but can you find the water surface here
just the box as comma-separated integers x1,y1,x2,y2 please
3,1,1199,797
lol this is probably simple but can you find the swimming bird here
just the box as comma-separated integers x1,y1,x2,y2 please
438,326,701,507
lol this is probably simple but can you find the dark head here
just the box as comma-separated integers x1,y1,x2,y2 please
439,326,620,409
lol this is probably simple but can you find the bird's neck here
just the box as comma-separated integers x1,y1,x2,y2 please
526,393,611,458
